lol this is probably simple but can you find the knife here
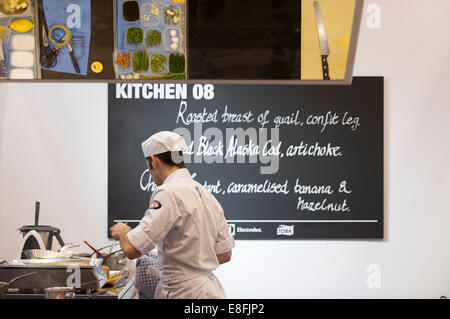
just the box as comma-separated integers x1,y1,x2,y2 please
314,1,330,80
59,34,80,74
67,41,80,73
0,38,7,79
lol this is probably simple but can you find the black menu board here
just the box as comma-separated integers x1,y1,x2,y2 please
188,0,301,79
108,77,384,239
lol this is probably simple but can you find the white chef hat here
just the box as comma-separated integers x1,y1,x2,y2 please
141,131,187,157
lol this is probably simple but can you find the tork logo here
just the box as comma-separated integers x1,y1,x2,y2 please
277,225,294,236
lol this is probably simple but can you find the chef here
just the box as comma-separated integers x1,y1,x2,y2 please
110,131,235,299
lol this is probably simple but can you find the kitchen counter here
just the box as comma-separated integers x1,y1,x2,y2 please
2,260,137,299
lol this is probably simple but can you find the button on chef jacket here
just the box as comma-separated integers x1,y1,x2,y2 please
127,168,235,299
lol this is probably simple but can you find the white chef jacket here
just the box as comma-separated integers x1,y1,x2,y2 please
127,168,235,299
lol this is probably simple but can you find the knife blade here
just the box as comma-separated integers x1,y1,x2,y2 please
314,1,330,80
0,38,7,79
41,27,49,47
0,38,4,61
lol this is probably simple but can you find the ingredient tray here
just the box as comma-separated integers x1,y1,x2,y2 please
115,0,186,79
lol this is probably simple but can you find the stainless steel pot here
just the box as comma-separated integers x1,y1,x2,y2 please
22,249,56,259
44,287,75,299
104,251,127,271
44,278,102,299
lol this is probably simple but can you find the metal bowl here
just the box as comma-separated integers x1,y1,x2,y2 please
0,0,29,15
104,251,127,271
22,249,57,259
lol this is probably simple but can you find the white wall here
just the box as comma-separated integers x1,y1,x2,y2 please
1,0,449,298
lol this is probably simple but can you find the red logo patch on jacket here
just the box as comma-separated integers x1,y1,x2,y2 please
150,200,161,209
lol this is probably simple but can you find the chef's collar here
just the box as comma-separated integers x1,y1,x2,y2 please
163,168,191,185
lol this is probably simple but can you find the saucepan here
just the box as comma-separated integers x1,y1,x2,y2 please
44,278,102,299
84,241,127,271
44,287,75,299
0,272,37,299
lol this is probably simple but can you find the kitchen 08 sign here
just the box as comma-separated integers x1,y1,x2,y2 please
108,78,384,239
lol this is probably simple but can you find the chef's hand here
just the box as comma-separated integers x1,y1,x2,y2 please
109,222,132,240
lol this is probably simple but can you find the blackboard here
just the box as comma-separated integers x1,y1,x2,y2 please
108,77,384,239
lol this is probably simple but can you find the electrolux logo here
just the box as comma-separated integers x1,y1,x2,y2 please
237,227,262,233
228,224,236,236
228,224,263,235
277,225,294,236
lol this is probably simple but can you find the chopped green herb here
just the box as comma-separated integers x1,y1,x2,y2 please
169,53,185,73
126,27,143,44
151,54,167,73
146,30,161,48
164,5,180,24
133,50,149,72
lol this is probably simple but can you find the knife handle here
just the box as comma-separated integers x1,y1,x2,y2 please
69,50,80,73
321,55,330,80
0,38,5,61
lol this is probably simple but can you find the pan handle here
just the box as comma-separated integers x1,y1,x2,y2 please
103,250,123,262
7,272,38,287
83,284,126,299
78,278,101,288
89,242,120,257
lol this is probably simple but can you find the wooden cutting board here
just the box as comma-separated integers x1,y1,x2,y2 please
301,0,356,80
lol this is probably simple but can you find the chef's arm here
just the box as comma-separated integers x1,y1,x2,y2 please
119,232,142,260
110,222,143,260
217,250,232,264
